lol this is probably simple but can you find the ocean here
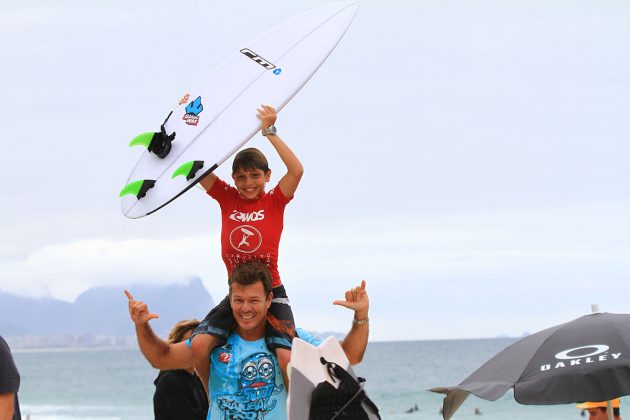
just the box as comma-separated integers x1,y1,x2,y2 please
13,338,608,419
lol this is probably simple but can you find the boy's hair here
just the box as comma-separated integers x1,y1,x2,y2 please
232,148,269,174
228,261,273,298
166,319,200,344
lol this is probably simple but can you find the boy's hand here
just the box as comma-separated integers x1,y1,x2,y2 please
125,289,159,325
333,280,369,321
256,104,277,130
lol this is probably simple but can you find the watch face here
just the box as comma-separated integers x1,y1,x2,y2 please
262,125,277,136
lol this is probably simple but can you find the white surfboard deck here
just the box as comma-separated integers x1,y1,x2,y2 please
287,336,380,420
121,2,358,218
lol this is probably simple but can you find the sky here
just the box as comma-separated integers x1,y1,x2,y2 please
1,0,629,341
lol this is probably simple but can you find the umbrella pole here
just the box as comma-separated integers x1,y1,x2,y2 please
591,305,614,420
606,400,614,420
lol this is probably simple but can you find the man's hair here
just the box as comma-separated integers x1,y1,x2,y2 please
166,319,200,344
232,148,269,174
228,261,273,297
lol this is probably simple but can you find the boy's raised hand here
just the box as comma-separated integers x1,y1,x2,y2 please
125,289,159,325
256,104,277,130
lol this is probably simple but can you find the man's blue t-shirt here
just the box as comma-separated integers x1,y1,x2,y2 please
191,328,321,419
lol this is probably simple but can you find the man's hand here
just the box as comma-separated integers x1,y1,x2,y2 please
256,104,277,130
333,280,369,320
125,290,190,370
335,280,369,365
125,289,159,325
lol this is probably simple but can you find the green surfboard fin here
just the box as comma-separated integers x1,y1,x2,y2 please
172,161,205,181
119,179,156,199
129,132,156,148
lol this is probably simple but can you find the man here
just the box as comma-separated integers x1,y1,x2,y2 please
0,335,21,420
126,261,370,419
153,319,208,420
577,399,622,420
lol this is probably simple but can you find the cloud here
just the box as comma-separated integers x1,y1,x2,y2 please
1,203,628,340
0,235,225,301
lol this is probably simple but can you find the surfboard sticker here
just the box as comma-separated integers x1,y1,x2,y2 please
121,2,359,218
287,336,380,419
183,96,204,126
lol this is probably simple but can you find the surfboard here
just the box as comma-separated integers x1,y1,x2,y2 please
120,2,359,219
287,336,380,419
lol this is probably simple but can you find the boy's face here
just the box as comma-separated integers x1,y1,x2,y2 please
232,168,271,199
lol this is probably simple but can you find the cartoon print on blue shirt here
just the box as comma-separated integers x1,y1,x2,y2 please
217,352,283,419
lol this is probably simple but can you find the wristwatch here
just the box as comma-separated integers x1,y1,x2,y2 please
261,125,277,136
353,317,369,326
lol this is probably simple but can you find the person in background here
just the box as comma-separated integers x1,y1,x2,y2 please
153,320,208,420
576,399,622,420
0,335,21,420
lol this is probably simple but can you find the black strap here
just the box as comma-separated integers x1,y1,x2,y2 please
317,357,377,419
148,111,176,158
330,382,366,420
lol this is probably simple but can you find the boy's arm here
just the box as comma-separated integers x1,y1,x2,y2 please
333,280,370,365
125,290,194,370
257,105,304,198
198,172,217,192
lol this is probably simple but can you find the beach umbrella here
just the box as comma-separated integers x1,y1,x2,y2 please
430,311,630,419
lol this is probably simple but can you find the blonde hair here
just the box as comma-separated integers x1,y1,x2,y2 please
166,319,200,344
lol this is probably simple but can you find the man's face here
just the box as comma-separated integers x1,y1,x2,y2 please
230,281,272,335
586,408,609,420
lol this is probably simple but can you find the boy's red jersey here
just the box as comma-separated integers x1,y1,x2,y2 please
208,178,292,288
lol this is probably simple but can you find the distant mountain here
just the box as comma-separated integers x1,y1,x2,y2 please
0,277,214,339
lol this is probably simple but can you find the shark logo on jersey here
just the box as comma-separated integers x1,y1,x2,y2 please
229,225,262,254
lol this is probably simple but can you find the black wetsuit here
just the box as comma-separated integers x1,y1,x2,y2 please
153,369,208,420
0,335,21,420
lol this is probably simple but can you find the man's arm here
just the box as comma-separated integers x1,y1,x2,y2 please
333,280,370,365
257,105,304,198
125,290,194,370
